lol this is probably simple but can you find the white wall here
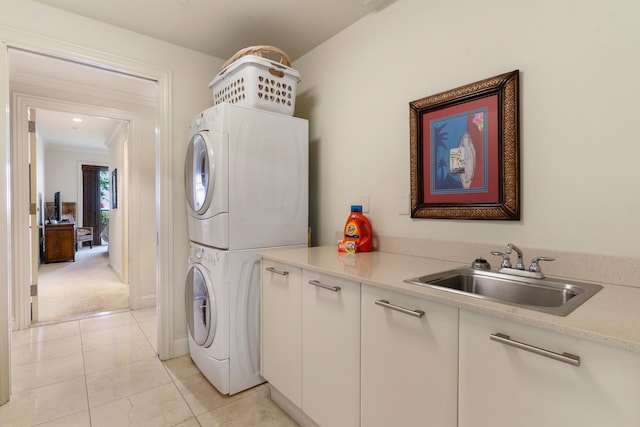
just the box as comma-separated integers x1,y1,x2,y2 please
107,124,126,281
295,0,640,259
1,0,224,357
43,146,107,208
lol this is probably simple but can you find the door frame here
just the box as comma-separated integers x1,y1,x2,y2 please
0,40,10,405
27,107,39,322
0,28,175,403
81,164,109,248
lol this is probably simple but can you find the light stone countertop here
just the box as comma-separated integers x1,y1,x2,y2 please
261,246,640,354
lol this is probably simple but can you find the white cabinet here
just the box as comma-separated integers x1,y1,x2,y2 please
360,285,459,427
263,254,640,427
262,261,361,427
302,271,360,427
261,260,303,407
459,309,640,427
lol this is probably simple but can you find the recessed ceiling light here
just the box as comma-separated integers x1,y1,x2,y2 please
72,117,83,123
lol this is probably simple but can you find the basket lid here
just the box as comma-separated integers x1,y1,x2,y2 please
208,55,301,88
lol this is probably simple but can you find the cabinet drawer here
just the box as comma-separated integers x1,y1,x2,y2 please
459,309,640,427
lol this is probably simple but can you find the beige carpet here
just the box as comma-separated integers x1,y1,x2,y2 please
37,245,129,322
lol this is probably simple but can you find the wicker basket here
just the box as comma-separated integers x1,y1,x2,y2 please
209,46,300,116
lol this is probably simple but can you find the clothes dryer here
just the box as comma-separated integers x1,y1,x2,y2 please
185,104,308,250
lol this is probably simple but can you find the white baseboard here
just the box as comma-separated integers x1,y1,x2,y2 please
109,263,123,281
172,337,189,358
140,294,156,308
270,386,319,427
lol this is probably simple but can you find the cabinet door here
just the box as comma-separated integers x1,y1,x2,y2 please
361,285,458,427
459,309,640,427
302,271,360,427
45,225,75,262
261,260,302,407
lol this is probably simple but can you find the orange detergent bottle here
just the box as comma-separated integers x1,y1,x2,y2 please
338,205,373,253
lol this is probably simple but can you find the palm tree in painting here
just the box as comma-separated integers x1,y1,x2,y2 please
433,124,449,180
436,157,447,181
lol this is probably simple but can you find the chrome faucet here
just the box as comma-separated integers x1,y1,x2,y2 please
506,243,524,270
493,243,556,279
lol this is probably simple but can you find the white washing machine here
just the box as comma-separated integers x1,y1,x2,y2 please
185,242,259,395
184,104,309,250
185,241,305,395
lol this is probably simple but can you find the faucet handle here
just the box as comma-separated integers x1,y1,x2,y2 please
528,256,556,273
491,251,512,269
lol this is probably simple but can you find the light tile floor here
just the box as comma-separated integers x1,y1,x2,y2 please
1,308,298,427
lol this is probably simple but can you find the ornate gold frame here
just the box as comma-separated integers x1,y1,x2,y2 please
409,70,520,220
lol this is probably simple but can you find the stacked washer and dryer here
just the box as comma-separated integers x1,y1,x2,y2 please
184,103,308,395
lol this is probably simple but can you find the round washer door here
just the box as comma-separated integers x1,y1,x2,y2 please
184,132,215,214
185,264,217,347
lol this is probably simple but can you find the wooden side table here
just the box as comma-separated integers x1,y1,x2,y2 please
44,223,75,263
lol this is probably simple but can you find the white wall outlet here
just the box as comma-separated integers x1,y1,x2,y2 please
359,194,370,213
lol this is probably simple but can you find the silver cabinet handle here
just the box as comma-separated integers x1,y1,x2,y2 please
265,266,289,276
490,333,580,366
308,279,341,292
375,299,425,318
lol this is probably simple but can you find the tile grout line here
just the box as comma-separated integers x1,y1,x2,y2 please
159,358,203,425
18,319,89,426
133,308,158,355
87,310,198,426
78,318,95,426
130,310,201,423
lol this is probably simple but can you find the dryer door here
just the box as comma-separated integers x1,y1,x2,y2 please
185,132,215,214
185,264,217,348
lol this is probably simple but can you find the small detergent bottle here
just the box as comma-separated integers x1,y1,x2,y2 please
338,205,373,253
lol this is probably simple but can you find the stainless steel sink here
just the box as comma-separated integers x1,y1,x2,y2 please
404,268,603,316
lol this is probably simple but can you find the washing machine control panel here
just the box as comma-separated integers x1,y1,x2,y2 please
201,251,218,266
189,243,220,268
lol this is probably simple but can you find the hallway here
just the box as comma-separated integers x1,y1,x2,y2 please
37,245,129,323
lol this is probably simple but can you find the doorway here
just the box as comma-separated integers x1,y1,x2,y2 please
25,103,132,323
8,48,166,334
1,36,175,406
82,164,108,247
37,157,130,323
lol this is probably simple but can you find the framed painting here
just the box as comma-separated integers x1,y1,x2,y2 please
111,168,118,209
409,70,520,220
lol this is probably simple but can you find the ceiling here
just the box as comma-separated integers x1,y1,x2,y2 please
18,0,392,151
34,0,394,60
35,110,126,152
